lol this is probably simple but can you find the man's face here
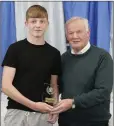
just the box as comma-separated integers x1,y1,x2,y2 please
66,20,90,51
25,18,48,38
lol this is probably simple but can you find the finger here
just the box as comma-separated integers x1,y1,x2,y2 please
55,101,63,106
45,104,53,109
53,102,62,109
51,110,61,114
47,115,54,123
48,120,56,124
47,120,55,124
51,106,62,114
46,107,53,112
51,104,62,111
47,116,58,124
48,114,53,120
47,118,53,122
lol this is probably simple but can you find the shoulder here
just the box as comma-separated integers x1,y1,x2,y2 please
91,45,111,56
46,42,61,55
91,45,113,61
61,50,70,58
61,50,70,63
8,39,26,50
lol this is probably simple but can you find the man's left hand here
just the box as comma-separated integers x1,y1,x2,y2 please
50,99,73,114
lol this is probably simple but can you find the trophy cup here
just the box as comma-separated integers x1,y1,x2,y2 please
42,83,55,105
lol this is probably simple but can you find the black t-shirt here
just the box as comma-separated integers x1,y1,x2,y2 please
2,38,61,111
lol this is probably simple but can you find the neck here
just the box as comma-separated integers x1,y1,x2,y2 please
27,34,45,45
72,49,80,54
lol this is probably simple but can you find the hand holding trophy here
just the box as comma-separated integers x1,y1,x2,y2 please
42,83,55,106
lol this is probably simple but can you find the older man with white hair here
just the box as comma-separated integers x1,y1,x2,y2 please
51,17,113,126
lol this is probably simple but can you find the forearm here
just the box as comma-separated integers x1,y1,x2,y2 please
52,83,59,104
2,83,35,110
51,75,59,105
74,88,111,108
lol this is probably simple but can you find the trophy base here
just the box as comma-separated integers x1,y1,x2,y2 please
45,98,55,105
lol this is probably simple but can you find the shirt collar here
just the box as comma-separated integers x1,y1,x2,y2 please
71,42,91,55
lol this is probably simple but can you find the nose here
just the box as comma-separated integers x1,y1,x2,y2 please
73,32,78,38
36,21,41,28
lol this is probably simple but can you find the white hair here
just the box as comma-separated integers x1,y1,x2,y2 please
65,17,89,32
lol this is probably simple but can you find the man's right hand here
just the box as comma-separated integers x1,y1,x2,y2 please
34,102,53,113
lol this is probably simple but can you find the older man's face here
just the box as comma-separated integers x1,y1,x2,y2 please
66,20,90,52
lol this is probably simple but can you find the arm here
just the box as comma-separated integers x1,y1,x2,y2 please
48,75,59,124
51,75,59,105
51,52,113,114
74,52,113,108
2,66,53,112
50,51,61,104
48,51,61,123
2,66,36,110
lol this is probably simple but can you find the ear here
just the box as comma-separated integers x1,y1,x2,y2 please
87,29,90,38
66,33,70,43
65,28,69,40
25,20,28,27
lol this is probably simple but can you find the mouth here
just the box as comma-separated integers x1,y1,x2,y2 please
35,30,42,32
72,41,80,43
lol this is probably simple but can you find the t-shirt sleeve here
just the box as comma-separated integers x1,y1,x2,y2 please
1,44,17,68
51,51,61,76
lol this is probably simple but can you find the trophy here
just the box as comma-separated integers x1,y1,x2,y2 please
42,83,55,105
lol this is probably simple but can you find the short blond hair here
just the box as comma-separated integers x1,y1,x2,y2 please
26,5,48,21
66,17,89,31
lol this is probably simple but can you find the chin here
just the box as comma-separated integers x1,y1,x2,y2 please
71,44,80,48
33,34,43,38
32,32,43,37
73,46,82,51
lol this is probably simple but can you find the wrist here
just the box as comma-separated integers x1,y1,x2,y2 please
29,101,36,110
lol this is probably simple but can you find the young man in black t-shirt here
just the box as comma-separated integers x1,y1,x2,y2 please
2,5,61,126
